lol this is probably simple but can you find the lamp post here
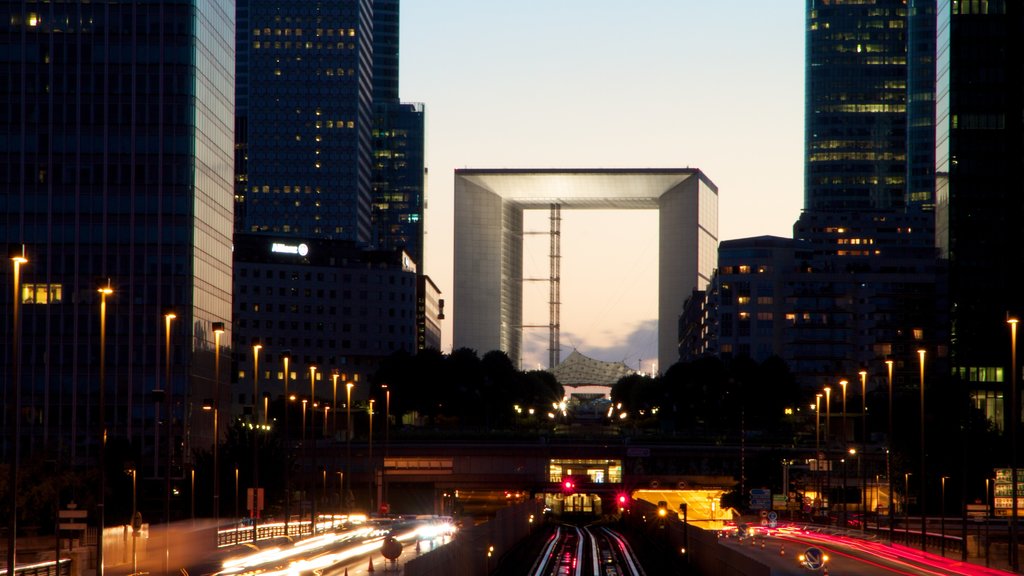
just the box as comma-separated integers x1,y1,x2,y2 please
859,369,867,531
332,372,339,439
825,385,832,515
840,379,848,529
251,342,262,523
886,358,894,545
281,350,291,535
1009,317,1020,572
212,322,225,526
7,245,27,576
941,475,949,556
369,398,375,512
918,348,926,553
163,312,176,576
382,384,390,513
905,472,912,540
309,366,317,533
346,378,354,510
97,280,113,576
816,393,823,516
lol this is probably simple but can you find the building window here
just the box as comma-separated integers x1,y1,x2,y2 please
21,283,62,304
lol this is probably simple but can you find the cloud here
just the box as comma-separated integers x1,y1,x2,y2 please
521,318,659,373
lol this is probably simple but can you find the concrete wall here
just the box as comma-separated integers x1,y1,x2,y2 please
403,501,543,576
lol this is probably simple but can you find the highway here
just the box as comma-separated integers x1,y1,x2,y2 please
204,516,455,576
719,525,1016,576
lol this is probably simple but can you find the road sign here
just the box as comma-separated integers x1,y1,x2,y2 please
58,523,87,531
58,510,88,519
802,547,824,570
768,512,778,521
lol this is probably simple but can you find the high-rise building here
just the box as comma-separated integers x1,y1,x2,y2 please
1,0,235,515
235,0,374,241
805,0,908,212
906,0,938,212
371,0,427,268
935,0,1023,429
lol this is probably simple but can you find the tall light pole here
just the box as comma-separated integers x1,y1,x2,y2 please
97,280,113,576
825,385,832,513
163,311,176,576
332,371,339,439
346,378,354,510
840,379,848,528
7,245,27,576
382,384,390,512
309,365,318,534
1010,317,1020,571
941,475,949,556
816,393,823,515
859,369,867,530
905,472,912,539
886,358,894,544
918,348,926,553
281,350,291,535
368,398,375,512
251,342,262,522
212,322,225,526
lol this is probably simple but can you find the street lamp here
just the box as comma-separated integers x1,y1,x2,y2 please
281,350,291,535
1009,317,1020,572
816,393,823,516
886,358,894,545
212,322,225,526
382,383,390,512
369,398,376,512
904,472,913,540
346,377,355,510
309,365,318,533
918,348,926,553
251,342,262,523
840,379,848,529
97,280,113,576
332,371,339,439
7,244,27,576
859,369,867,530
941,475,949,556
825,385,832,514
163,311,176,576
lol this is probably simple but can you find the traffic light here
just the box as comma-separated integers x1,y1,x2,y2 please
562,478,575,492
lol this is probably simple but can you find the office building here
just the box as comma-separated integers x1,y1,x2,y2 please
906,0,937,212
0,0,235,514
235,0,374,242
232,233,419,402
935,0,1024,429
371,0,427,268
805,0,908,212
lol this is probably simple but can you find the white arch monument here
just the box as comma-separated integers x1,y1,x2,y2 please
453,168,718,372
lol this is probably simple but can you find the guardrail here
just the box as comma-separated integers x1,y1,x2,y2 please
0,558,72,576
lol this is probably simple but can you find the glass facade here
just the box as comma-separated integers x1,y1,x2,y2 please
935,0,1023,431
906,0,937,212
235,0,374,242
371,102,426,267
0,0,234,506
805,0,908,212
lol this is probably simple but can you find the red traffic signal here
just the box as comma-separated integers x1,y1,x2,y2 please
563,479,575,491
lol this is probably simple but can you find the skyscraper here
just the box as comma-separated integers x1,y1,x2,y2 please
805,0,908,212
371,0,427,268
935,0,1023,428
1,0,235,515
235,0,374,241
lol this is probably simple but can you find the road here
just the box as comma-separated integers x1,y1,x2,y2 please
719,525,1016,576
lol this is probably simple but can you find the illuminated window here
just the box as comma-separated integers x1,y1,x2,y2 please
737,296,751,305
913,328,924,340
757,296,773,305
22,283,62,304
757,312,773,321
738,265,751,274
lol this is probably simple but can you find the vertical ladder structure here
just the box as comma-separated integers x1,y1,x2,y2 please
548,204,561,369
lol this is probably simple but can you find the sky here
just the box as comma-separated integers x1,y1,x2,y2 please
399,1,805,371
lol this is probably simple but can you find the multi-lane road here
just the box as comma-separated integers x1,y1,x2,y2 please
721,525,1016,576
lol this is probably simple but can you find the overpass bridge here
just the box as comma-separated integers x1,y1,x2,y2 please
301,436,779,519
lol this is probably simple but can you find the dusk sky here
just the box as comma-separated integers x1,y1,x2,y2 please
400,1,805,371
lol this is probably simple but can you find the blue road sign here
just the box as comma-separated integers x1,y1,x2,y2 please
802,547,824,570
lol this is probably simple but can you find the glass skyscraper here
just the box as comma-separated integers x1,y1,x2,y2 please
235,0,374,242
1,0,235,519
935,0,1022,429
371,0,426,268
805,0,908,212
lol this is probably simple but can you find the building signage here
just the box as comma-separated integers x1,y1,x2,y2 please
271,242,309,257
